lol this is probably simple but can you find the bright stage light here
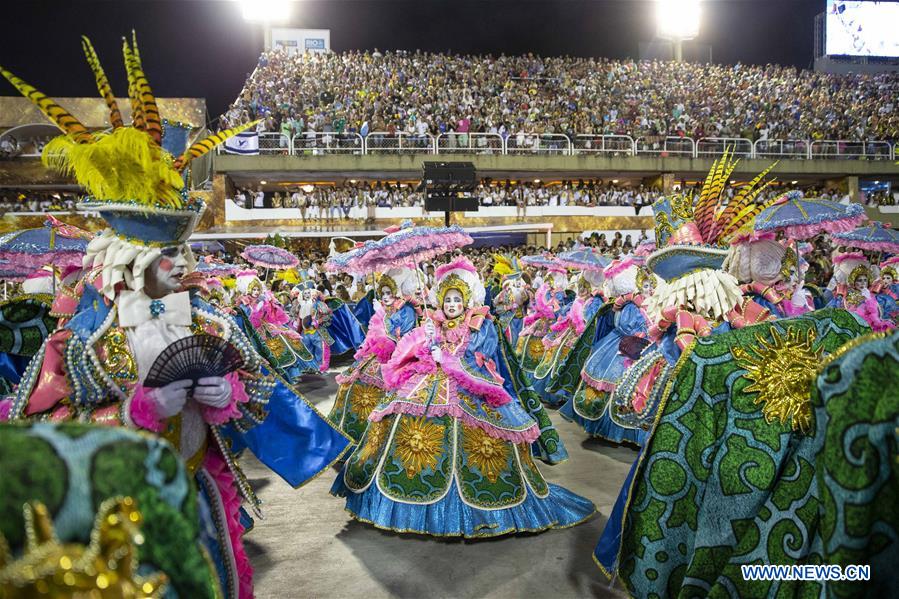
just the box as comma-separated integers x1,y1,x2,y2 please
240,0,291,23
656,0,701,41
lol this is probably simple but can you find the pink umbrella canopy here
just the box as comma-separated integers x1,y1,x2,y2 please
326,222,472,275
240,245,299,270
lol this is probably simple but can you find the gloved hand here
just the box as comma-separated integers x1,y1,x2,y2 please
193,376,233,409
430,346,443,364
147,379,192,418
424,318,436,341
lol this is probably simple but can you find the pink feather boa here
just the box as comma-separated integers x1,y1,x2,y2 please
849,295,895,332
523,284,557,327
353,308,397,363
129,387,167,433
382,325,513,408
202,450,254,599
548,298,586,336
130,373,250,430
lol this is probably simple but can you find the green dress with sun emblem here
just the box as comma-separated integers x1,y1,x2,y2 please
332,258,595,537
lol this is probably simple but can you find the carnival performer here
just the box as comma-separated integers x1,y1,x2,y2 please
331,257,596,537
320,284,367,357
234,270,321,380
723,232,814,318
328,267,418,442
841,263,895,331
533,269,605,385
609,152,777,439
558,260,652,444
491,256,532,347
292,280,336,372
516,264,570,400
0,35,349,599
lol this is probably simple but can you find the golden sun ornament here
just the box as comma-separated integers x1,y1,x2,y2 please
462,426,509,484
395,417,445,478
732,326,822,434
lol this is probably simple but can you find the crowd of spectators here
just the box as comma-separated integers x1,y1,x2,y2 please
0,192,76,214
221,49,898,144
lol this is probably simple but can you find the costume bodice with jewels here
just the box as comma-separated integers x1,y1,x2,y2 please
11,284,272,432
375,307,540,443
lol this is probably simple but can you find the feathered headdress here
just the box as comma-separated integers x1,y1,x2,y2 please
1,33,258,245
645,149,781,320
431,257,485,308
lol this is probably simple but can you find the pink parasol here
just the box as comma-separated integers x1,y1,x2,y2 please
240,245,299,270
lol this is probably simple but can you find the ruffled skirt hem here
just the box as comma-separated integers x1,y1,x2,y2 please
331,477,596,538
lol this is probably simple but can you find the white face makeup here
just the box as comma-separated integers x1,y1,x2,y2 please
380,286,394,305
145,246,188,297
642,280,654,295
302,289,313,301
251,286,261,298
854,275,868,291
442,289,465,318
884,275,894,286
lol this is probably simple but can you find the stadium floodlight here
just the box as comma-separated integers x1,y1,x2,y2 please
656,0,701,61
240,0,291,23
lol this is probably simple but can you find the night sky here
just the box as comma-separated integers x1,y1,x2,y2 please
3,0,825,120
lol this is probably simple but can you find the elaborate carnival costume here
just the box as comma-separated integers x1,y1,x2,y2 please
329,267,418,443
490,256,532,348
723,232,814,318
331,258,595,537
0,37,349,598
842,263,895,332
321,286,367,357
234,271,322,379
533,269,606,386
516,266,570,400
607,153,777,436
291,281,337,372
558,260,653,445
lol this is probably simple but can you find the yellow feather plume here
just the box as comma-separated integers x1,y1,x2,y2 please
42,127,184,209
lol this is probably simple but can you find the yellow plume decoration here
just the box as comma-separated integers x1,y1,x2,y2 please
492,253,514,276
42,127,185,209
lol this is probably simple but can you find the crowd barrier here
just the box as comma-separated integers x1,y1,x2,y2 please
218,133,898,160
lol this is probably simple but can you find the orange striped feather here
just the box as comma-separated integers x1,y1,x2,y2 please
692,155,719,240
173,120,261,170
81,36,124,129
128,32,162,145
121,39,145,131
0,67,92,143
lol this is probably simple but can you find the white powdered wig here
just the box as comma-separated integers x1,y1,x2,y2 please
84,231,196,300
428,258,486,308
548,271,569,289
645,268,743,323
581,269,604,288
384,266,419,298
723,239,786,285
604,266,638,297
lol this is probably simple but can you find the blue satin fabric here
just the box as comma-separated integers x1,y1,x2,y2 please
385,303,418,340
558,399,645,446
876,293,899,320
327,304,366,355
331,476,595,537
351,292,375,329
0,352,29,385
595,453,641,572
222,372,349,487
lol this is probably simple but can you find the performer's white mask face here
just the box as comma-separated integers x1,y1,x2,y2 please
251,286,261,298
443,289,465,318
302,289,313,301
642,280,654,295
380,287,394,305
855,275,868,291
884,275,894,286
145,246,188,298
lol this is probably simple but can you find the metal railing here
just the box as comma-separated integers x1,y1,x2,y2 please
506,133,571,155
364,132,435,154
210,131,895,160
810,140,894,161
436,132,504,154
572,135,635,156
754,139,811,160
258,132,291,155
696,137,753,158
635,136,695,157
292,132,364,155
